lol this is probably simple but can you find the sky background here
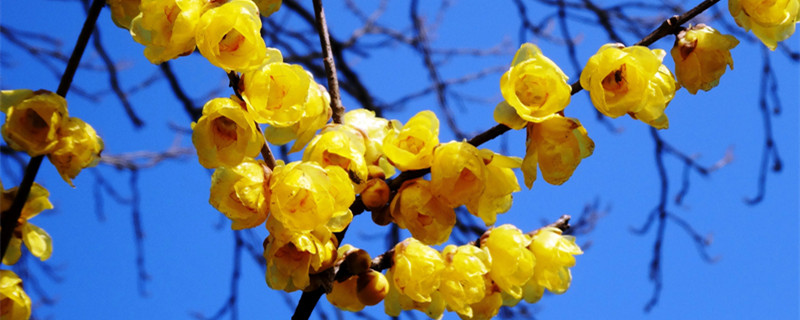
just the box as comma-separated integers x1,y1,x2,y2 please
1,0,798,319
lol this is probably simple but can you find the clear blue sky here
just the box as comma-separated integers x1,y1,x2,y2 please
1,1,798,319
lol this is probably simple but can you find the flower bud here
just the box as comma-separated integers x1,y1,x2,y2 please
357,270,389,306
361,178,390,210
370,204,393,226
343,248,372,276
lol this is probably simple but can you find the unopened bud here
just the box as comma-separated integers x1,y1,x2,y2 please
361,178,390,210
356,270,389,306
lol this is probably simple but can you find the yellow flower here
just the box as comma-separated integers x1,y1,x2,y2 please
264,84,331,154
500,43,571,122
383,110,439,171
384,269,446,319
480,224,534,300
1,182,54,265
522,115,594,188
343,109,396,175
263,224,338,292
241,62,315,126
0,270,32,320
580,44,677,129
729,0,800,50
48,117,104,187
456,279,502,320
107,0,141,29
253,0,281,17
130,0,205,64
302,124,369,190
430,141,487,208
465,150,522,226
191,97,263,169
439,245,492,318
1,89,68,156
209,157,271,229
269,161,354,232
671,24,740,94
196,0,278,71
526,227,583,295
390,179,455,245
390,238,444,302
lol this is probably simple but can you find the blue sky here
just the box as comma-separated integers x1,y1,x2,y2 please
1,0,798,319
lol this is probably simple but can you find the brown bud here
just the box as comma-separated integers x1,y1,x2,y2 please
371,204,393,226
361,178,390,210
343,249,372,276
356,270,389,306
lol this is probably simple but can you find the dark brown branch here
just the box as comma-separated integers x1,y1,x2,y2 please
312,0,346,123
0,0,105,261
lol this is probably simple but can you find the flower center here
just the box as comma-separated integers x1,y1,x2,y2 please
211,116,238,148
515,75,549,107
601,64,629,97
219,29,245,53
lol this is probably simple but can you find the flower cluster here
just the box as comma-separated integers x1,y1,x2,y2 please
379,226,581,319
1,89,103,186
120,0,282,69
107,1,782,319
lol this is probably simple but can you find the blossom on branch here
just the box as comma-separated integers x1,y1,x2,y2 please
500,43,572,123
1,181,53,266
580,44,678,129
192,96,263,169
1,89,68,157
130,0,205,64
671,24,740,94
729,0,800,50
208,157,271,229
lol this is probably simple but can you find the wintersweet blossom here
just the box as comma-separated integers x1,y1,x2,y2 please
191,97,263,169
480,225,535,300
522,115,594,188
729,0,800,50
390,179,455,245
580,44,677,129
48,117,104,187
107,0,141,29
500,43,571,122
129,0,205,64
671,25,740,94
302,124,369,190
526,227,583,295
263,224,338,292
1,89,68,156
264,84,331,154
383,110,440,171
439,245,492,318
241,62,315,127
0,270,32,320
430,141,487,208
269,161,354,232
196,0,278,71
208,158,271,229
1,182,53,265
466,150,522,226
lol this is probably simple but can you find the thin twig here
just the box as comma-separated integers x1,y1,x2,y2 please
312,0,345,123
